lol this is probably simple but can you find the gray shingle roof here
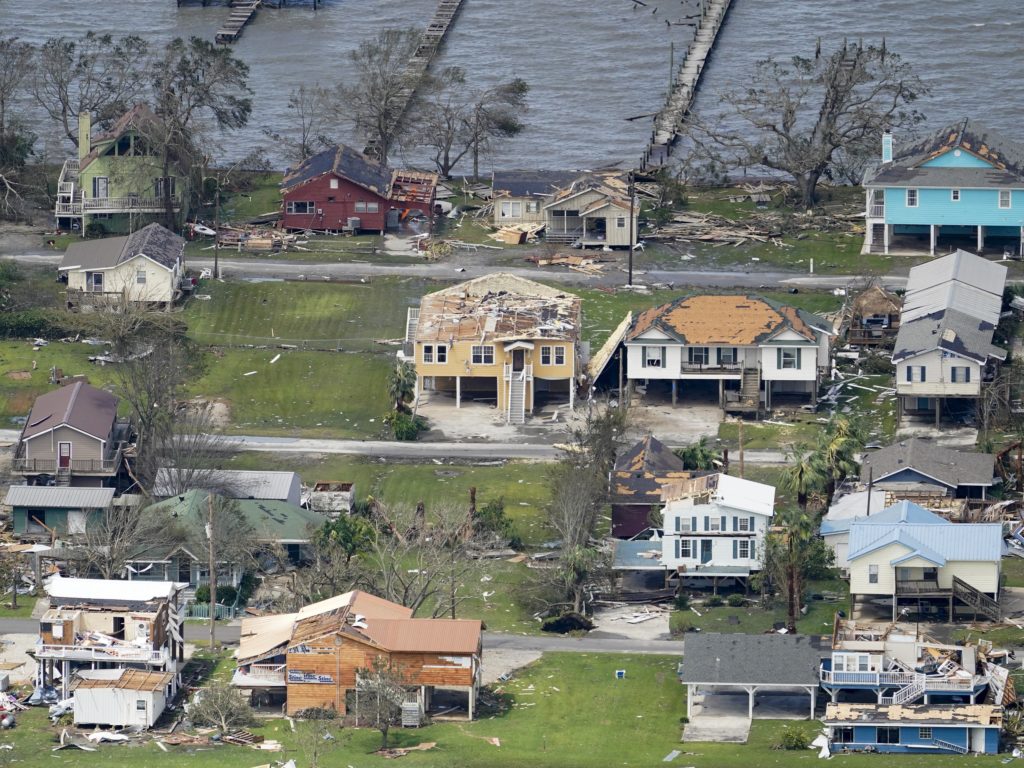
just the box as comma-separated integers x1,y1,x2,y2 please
282,144,392,196
892,308,1005,363
678,633,824,685
22,382,118,441
492,170,581,198
905,250,1007,300
3,485,115,509
60,223,183,271
860,439,996,488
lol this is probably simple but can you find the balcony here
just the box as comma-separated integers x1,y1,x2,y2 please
868,203,885,218
13,447,123,476
896,579,945,595
820,665,984,693
35,642,169,664
680,362,743,376
503,363,533,381
232,664,286,687
83,195,180,214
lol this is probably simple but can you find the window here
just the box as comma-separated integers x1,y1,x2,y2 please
876,727,900,745
906,365,926,383
423,345,434,364
541,346,552,365
355,201,380,213
708,518,721,531
737,540,750,559
834,727,854,745
366,202,379,213
737,517,751,532
500,201,523,218
719,347,737,365
554,346,565,365
525,201,538,214
136,700,147,711
355,201,365,212
330,178,339,189
136,269,146,285
923,567,937,581
906,188,918,208
951,189,960,202
779,349,800,369
286,201,315,214
858,655,869,672
436,345,447,363
471,345,494,365
951,366,971,383
688,347,709,366
918,728,933,740
679,540,692,558
154,176,176,199
676,517,691,533
1000,189,1012,209
868,564,879,584
616,216,626,228
642,346,663,368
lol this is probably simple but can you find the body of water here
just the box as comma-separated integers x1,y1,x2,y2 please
4,0,1022,172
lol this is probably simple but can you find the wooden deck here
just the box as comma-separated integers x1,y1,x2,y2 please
640,0,733,172
215,0,261,44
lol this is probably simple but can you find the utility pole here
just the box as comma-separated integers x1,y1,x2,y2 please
627,171,635,286
738,419,745,478
206,495,216,649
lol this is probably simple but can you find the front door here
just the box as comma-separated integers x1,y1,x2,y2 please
700,540,712,564
90,272,103,292
512,349,525,371
58,442,72,469
112,616,125,640
177,559,192,584
92,176,109,199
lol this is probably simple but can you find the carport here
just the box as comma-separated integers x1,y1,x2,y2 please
679,633,824,730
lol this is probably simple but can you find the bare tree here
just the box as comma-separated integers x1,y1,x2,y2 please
686,42,927,208
342,28,421,164
355,656,408,750
0,37,35,221
151,403,236,497
187,682,256,733
0,38,32,137
263,84,335,164
77,501,165,581
298,714,339,768
463,78,529,179
31,33,150,146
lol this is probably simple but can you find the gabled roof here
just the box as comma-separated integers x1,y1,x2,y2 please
492,170,581,198
713,474,776,517
892,308,1005,363
865,119,1024,187
148,490,325,544
627,295,826,345
846,503,1002,564
851,283,901,317
903,250,1006,320
820,490,888,535
60,223,184,272
21,382,118,441
79,104,160,172
679,633,824,685
282,144,392,196
860,440,996,489
153,468,299,501
360,618,481,654
3,486,115,509
610,436,691,503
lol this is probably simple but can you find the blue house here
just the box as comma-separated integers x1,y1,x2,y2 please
863,119,1024,256
824,703,1001,755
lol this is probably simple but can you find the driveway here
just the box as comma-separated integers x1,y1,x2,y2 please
684,689,814,743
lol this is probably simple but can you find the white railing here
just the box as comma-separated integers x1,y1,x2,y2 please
83,196,179,213
248,663,286,682
36,642,168,663
869,204,885,218
503,363,533,382
820,669,915,686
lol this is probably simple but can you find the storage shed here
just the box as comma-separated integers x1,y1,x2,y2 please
71,669,174,728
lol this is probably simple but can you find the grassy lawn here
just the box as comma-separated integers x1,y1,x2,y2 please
671,578,849,638
953,624,1024,649
1003,557,1024,588
219,171,283,222
0,597,36,618
717,418,824,452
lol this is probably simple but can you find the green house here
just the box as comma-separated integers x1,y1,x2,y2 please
55,105,191,236
5,486,116,540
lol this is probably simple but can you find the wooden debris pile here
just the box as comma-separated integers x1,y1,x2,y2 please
490,223,545,245
647,211,782,245
525,252,608,275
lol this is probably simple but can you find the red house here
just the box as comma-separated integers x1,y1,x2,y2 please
280,144,437,234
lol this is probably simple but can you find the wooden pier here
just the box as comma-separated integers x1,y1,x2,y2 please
215,1,261,44
640,0,733,172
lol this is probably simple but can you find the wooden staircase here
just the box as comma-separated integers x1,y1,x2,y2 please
507,375,526,425
952,576,1000,622
55,467,71,487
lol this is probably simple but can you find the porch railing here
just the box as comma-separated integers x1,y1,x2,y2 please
869,203,885,218
36,642,168,663
13,448,122,475
820,667,983,692
83,195,180,213
680,362,742,373
895,579,944,594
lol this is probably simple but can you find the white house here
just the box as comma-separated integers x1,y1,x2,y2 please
59,222,186,308
845,501,1003,622
71,669,174,729
661,473,775,590
624,295,832,412
892,251,1007,424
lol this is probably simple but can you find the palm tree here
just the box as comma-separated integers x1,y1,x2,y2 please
816,415,865,507
765,506,816,633
674,437,718,470
782,444,824,514
387,360,417,413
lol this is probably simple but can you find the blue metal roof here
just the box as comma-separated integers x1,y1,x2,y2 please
821,500,944,537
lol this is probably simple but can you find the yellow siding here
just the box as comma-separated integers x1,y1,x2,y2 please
849,542,907,594
938,561,1000,593
849,543,1000,594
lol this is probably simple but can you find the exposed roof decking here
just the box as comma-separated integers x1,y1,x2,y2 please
824,702,1002,727
72,669,174,692
611,436,692,504
281,144,437,204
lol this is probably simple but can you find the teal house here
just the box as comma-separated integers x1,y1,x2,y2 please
863,119,1024,256
5,486,115,540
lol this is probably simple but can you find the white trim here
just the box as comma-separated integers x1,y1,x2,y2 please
23,424,107,443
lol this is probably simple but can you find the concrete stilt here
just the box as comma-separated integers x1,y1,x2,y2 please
456,376,461,408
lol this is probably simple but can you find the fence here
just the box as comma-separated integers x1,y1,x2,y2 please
185,602,238,620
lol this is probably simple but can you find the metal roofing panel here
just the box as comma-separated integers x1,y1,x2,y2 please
905,250,1007,298
360,617,481,654
154,468,300,501
847,516,1003,563
44,575,183,603
3,485,115,508
901,282,1002,325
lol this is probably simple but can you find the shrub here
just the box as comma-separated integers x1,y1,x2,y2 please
674,592,690,611
236,572,258,603
706,595,724,608
195,584,210,604
385,411,428,441
773,725,812,750
188,683,256,733
0,309,80,339
541,612,594,634
860,353,895,375
726,593,745,607
84,221,107,239
475,498,521,547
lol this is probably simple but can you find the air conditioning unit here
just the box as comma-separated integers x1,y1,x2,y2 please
136,621,149,638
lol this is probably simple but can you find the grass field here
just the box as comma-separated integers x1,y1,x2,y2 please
717,418,823,452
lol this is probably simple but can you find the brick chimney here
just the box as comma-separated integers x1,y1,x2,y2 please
78,112,91,163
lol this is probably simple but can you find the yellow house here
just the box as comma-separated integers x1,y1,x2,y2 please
401,274,581,424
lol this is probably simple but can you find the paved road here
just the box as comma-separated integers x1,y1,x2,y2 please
0,617,681,655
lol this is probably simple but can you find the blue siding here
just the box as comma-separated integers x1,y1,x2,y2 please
886,186,1024,227
878,468,951,491
985,728,999,753
921,149,994,169
834,724,997,755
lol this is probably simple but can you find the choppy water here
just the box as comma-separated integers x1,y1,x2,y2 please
3,0,1022,172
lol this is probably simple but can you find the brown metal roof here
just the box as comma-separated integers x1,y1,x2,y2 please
22,382,118,441
72,669,174,692
628,295,815,345
360,618,482,654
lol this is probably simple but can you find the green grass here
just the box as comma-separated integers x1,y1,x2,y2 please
221,452,554,546
220,172,283,222
0,597,36,618
717,418,824,451
1003,557,1024,588
671,578,849,638
188,347,392,437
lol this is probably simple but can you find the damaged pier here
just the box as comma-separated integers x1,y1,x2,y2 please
640,0,733,172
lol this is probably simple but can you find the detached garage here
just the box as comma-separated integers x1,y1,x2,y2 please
72,669,174,729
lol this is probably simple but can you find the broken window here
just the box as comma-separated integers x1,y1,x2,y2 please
642,345,663,368
541,346,552,365
471,345,494,365
500,201,522,218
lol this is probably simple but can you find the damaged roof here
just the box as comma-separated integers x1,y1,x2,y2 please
865,118,1024,187
72,669,175,692
492,170,582,198
627,295,828,345
861,440,996,489
824,702,1002,727
282,144,437,202
60,223,184,272
21,382,118,441
892,308,1005,363
851,283,901,317
414,273,580,344
79,104,160,171
611,437,690,504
